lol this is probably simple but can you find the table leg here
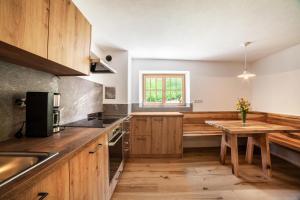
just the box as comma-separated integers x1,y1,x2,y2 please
246,136,254,164
230,134,239,176
259,134,272,177
220,133,227,164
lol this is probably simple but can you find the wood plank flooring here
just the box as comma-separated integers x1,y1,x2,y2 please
112,148,300,200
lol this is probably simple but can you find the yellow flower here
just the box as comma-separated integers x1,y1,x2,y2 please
236,98,251,112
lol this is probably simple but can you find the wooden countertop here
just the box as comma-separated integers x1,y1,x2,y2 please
131,112,183,116
0,118,125,198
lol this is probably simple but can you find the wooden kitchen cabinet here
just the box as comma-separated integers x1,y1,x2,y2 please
151,117,183,155
0,0,92,76
0,0,49,58
8,163,70,200
131,117,151,135
98,133,110,200
69,133,108,200
48,0,91,75
130,114,183,157
130,135,152,155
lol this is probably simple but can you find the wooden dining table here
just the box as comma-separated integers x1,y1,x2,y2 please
205,120,299,177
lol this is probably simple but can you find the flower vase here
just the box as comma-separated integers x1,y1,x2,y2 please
241,111,247,125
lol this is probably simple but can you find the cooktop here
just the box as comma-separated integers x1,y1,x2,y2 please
63,113,123,128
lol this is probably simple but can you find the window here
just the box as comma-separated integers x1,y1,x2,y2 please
143,74,185,105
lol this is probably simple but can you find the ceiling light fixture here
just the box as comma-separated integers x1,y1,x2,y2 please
237,42,256,80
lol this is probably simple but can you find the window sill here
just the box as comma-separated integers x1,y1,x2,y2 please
139,103,191,108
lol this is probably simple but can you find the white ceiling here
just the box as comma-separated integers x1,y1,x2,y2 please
73,0,300,62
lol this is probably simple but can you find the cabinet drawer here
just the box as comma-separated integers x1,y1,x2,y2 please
131,117,151,135
8,163,69,200
130,136,151,155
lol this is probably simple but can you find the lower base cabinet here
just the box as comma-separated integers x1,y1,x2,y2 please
130,115,183,158
4,133,109,200
9,163,70,200
69,133,109,200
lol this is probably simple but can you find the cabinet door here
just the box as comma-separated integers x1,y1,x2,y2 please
8,163,69,200
69,139,103,200
165,117,183,155
73,9,91,75
130,135,151,155
151,117,165,154
48,0,91,75
131,117,151,135
0,0,49,58
151,117,183,155
97,133,109,200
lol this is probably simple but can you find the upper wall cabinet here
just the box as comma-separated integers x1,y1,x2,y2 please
48,0,91,75
0,0,49,58
0,0,91,76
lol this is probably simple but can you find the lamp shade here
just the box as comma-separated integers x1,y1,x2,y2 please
237,70,256,79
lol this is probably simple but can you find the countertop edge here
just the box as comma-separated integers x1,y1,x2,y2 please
0,117,126,198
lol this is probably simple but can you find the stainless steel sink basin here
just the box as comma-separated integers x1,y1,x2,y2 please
0,152,59,188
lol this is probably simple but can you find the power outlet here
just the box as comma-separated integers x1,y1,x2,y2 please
194,99,203,104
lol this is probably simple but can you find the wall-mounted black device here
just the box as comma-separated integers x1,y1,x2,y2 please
26,92,54,137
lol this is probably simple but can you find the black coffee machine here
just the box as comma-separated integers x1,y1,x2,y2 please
26,92,61,137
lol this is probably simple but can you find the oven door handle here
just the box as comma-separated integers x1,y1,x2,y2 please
109,131,125,146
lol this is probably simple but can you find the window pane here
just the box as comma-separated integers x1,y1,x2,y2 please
171,78,177,90
166,78,170,89
176,91,182,103
150,78,156,89
145,91,151,102
144,74,184,105
177,78,182,89
145,78,151,89
157,78,162,90
157,90,162,102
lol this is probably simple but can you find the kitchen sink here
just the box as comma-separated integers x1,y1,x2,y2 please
0,152,59,188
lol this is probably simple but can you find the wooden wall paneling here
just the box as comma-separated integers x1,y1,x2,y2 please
266,113,300,129
182,112,239,124
0,0,49,58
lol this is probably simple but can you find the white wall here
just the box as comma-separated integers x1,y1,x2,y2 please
251,44,300,115
81,46,129,104
131,59,251,111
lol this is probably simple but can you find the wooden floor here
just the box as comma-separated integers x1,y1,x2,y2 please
112,148,300,200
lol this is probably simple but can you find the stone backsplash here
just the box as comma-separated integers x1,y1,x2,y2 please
0,61,103,141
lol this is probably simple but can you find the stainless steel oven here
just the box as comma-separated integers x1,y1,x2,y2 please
108,127,125,183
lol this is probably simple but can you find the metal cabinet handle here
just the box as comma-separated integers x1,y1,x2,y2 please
109,131,125,146
89,144,102,154
38,192,48,200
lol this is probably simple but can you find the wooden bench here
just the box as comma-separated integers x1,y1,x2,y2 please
267,113,300,152
183,112,266,137
268,133,300,152
183,111,300,153
183,112,237,137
